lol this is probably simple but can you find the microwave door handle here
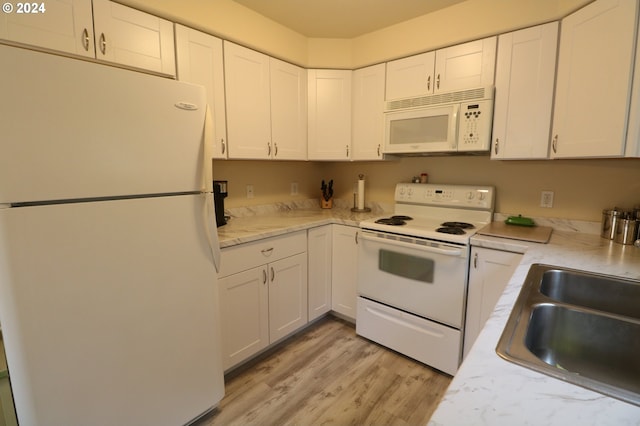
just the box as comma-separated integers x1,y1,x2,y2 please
359,233,463,257
450,104,459,149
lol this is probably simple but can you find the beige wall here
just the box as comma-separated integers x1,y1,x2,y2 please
214,157,640,222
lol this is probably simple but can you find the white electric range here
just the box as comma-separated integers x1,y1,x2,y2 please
356,183,495,375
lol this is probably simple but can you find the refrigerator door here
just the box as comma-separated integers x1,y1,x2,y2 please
0,194,224,426
0,45,208,204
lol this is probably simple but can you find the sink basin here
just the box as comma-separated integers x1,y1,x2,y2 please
496,264,640,406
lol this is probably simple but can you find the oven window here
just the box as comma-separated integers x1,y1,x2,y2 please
379,249,434,283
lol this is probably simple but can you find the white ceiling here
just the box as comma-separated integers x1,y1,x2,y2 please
231,0,467,38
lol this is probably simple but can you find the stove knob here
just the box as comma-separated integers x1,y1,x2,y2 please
466,191,475,200
478,192,486,200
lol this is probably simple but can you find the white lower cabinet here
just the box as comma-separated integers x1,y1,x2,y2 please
331,225,359,320
307,225,332,321
218,232,308,370
464,246,522,358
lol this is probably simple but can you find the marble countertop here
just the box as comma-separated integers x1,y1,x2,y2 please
429,232,640,425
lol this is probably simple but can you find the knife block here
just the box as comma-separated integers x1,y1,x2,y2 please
321,197,333,209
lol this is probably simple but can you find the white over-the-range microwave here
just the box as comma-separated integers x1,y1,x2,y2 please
384,86,494,155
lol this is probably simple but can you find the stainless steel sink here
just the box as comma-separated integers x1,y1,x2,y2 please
496,264,640,406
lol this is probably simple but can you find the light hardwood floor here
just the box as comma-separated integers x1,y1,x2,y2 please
195,316,452,426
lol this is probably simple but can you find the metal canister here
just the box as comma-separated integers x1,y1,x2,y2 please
614,218,639,245
601,208,624,239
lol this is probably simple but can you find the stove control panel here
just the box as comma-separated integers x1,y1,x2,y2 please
395,183,494,210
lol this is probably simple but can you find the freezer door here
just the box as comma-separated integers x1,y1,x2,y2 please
0,195,224,426
0,45,207,204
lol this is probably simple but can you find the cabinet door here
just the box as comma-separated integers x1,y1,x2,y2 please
307,226,332,321
218,266,269,370
434,36,496,93
270,58,308,160
352,64,386,160
92,0,175,76
0,0,94,57
308,69,352,160
551,0,638,158
268,253,308,342
175,25,227,159
224,42,272,159
464,247,522,359
385,51,435,100
331,225,358,320
492,23,558,159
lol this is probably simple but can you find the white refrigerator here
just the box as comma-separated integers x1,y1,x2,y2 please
0,45,224,425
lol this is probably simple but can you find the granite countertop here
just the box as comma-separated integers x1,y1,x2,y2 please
216,202,386,248
430,231,640,425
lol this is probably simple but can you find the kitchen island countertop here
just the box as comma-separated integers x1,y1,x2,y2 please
430,231,640,425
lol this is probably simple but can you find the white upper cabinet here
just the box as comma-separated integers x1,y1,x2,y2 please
352,64,386,160
0,0,94,57
492,22,558,159
308,69,353,160
385,51,435,100
551,0,638,158
92,0,175,76
434,37,496,93
175,25,227,158
0,0,175,76
386,37,496,100
224,42,307,160
269,57,308,160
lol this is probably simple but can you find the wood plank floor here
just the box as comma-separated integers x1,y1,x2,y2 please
194,316,452,426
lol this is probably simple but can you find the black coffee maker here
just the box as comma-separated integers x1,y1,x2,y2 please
213,180,228,227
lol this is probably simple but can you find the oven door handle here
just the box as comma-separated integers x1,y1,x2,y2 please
359,233,464,257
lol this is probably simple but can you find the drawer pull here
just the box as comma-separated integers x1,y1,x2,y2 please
261,247,274,257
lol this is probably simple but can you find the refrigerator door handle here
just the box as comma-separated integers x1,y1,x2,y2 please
203,192,221,272
202,104,221,272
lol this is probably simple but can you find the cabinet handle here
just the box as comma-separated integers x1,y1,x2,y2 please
99,33,106,55
274,143,278,157
377,144,381,156
355,231,359,245
494,138,499,155
436,74,440,90
267,142,271,156
552,135,558,153
270,266,275,282
427,75,431,91
82,28,90,51
346,145,350,157
262,269,267,284
221,139,226,155
473,252,478,269
261,247,274,257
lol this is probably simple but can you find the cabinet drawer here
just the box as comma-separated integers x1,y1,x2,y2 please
219,231,306,277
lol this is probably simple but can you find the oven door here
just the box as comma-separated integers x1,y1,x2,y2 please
357,230,468,328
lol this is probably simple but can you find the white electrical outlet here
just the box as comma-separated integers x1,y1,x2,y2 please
246,184,254,199
291,182,298,196
540,191,554,208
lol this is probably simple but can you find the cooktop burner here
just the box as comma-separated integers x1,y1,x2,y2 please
392,215,413,221
375,217,407,226
436,226,467,235
440,221,475,229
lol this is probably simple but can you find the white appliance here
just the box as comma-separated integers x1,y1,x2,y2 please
384,86,494,154
356,183,494,375
0,45,224,425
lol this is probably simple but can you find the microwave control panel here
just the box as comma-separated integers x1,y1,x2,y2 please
458,99,493,151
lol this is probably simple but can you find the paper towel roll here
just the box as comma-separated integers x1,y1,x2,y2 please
357,178,365,210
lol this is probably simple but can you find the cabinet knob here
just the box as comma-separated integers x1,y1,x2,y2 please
82,28,90,52
99,33,106,55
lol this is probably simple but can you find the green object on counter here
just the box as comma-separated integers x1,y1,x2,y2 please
505,215,536,227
